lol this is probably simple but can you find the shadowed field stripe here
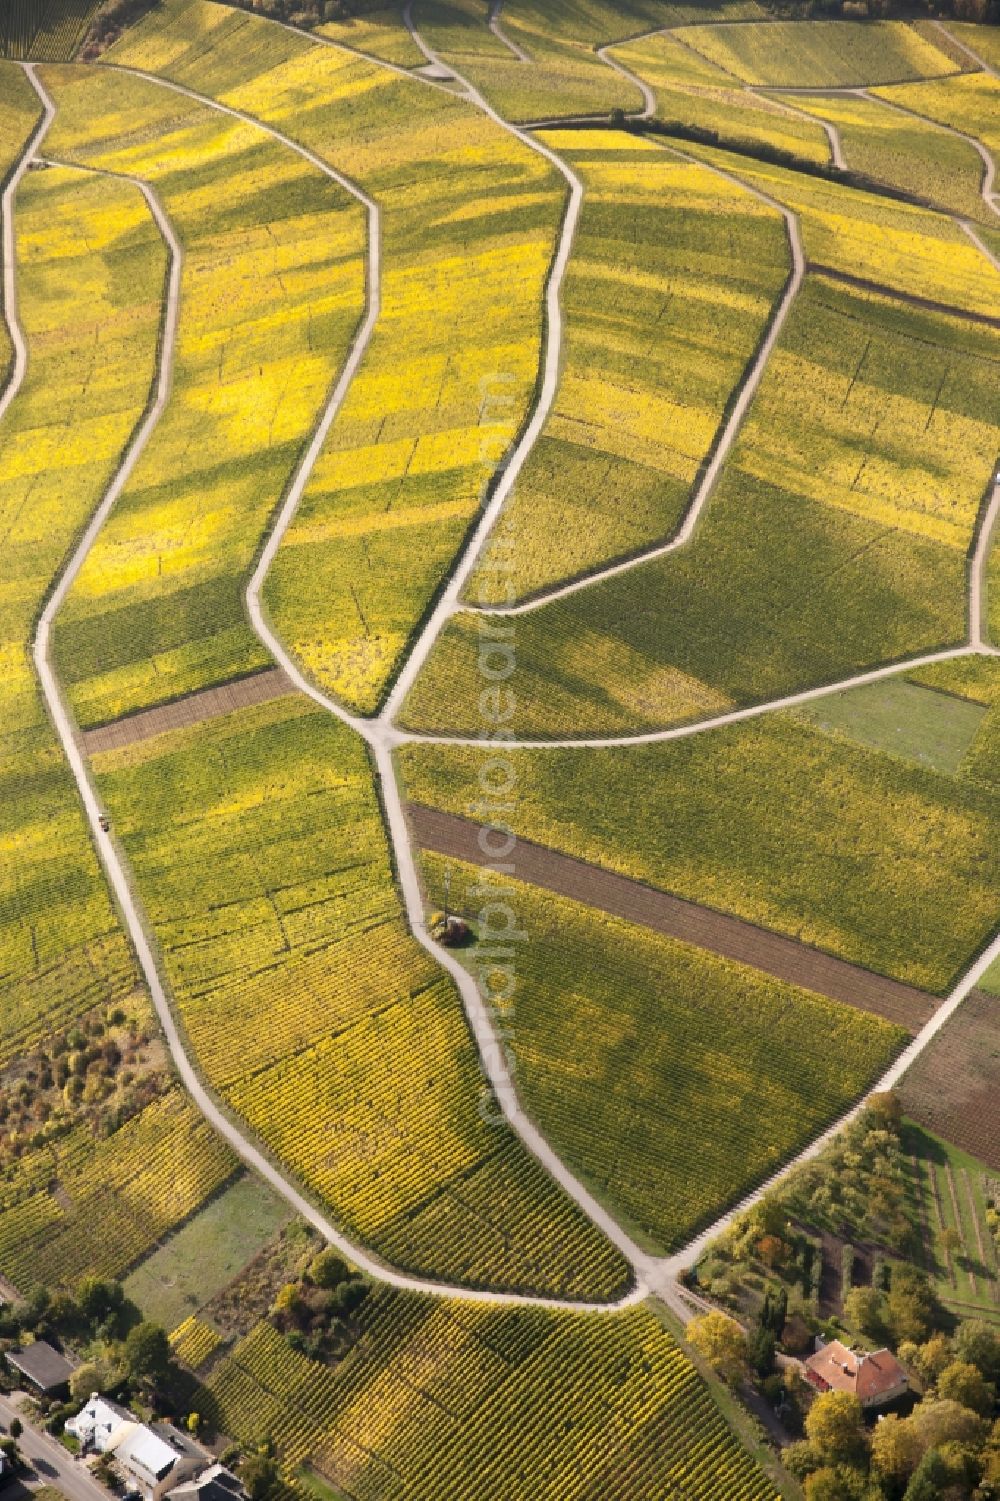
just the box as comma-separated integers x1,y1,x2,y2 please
408,801,938,1032
81,666,295,754
809,262,1000,327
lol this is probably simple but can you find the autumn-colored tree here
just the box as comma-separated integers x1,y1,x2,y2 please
870,1413,922,1487
687,1311,747,1383
804,1390,866,1466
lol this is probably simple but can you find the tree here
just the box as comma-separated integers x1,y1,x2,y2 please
309,1250,350,1290
902,1449,952,1501
805,1391,866,1466
747,1324,776,1379
240,1450,282,1501
914,1332,952,1385
70,1362,103,1402
936,1359,994,1417
887,1265,937,1345
804,1469,851,1501
76,1276,125,1331
938,1226,963,1260
909,1398,988,1455
124,1321,170,1390
953,1319,1000,1383
8,1420,21,1441
870,1414,922,1487
687,1312,747,1383
843,1286,886,1339
783,1440,823,1481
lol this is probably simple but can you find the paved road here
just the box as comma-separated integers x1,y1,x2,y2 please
0,1395,108,1501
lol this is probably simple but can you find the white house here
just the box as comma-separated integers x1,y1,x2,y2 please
65,1394,135,1454
112,1422,203,1501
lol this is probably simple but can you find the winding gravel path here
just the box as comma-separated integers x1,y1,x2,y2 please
16,12,1000,1328
489,0,530,63
454,149,805,620
0,66,54,429
21,63,652,1309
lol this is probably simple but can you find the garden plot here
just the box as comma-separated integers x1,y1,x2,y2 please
905,1123,1000,1324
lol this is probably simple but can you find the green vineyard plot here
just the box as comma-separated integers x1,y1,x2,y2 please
92,696,629,1299
400,715,1000,995
609,30,832,162
201,1297,779,1501
873,68,1000,175
467,128,790,602
421,853,905,1254
773,88,996,225
0,0,100,60
404,280,999,736
677,19,961,89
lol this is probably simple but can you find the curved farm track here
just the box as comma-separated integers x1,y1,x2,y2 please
7,8,1000,1327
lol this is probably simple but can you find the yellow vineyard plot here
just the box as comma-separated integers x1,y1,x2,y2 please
106,0,564,714
37,62,366,728
686,137,1000,317
773,89,995,225
0,64,40,378
871,70,1000,176
92,696,630,1298
0,165,162,1066
677,19,960,88
610,30,831,163
467,129,790,602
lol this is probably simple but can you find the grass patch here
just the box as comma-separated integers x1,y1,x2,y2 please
795,677,987,775
124,1172,293,1331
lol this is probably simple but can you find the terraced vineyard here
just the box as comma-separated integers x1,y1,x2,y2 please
203,1294,778,1501
404,279,1000,735
0,0,100,60
468,128,790,601
91,696,630,1299
421,853,905,1252
3,0,1000,1494
44,63,367,727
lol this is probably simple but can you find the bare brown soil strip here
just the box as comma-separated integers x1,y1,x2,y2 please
81,667,295,755
408,803,937,1032
897,987,1000,1170
810,264,1000,329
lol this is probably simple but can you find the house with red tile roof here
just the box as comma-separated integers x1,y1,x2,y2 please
804,1339,908,1409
